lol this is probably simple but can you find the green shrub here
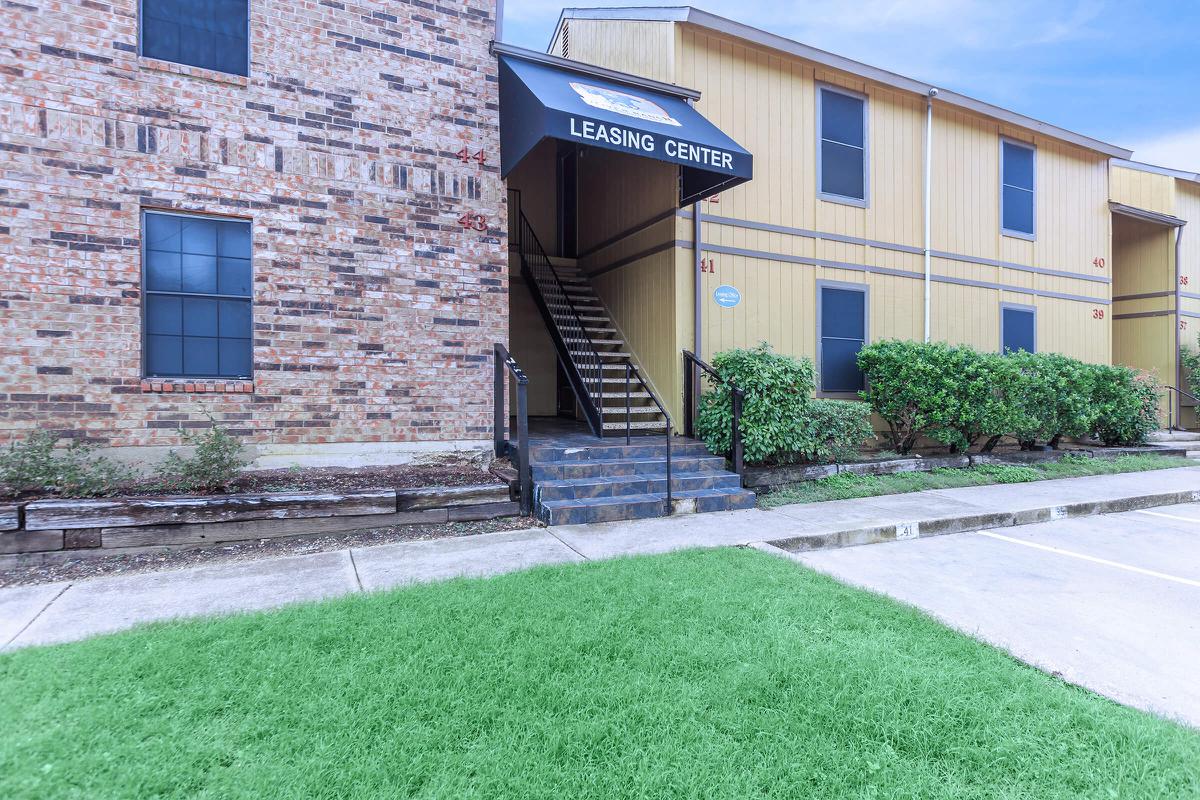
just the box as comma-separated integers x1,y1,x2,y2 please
794,399,874,464
856,340,963,453
0,430,133,498
695,343,871,465
157,422,249,493
928,347,1018,453
1090,365,1160,446
1003,352,1096,449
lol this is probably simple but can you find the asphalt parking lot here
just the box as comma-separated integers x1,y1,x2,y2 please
790,503,1200,729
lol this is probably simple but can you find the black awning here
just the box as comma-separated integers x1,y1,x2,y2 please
497,51,752,206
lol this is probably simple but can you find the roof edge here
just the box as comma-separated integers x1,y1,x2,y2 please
1112,159,1200,184
491,41,701,101
555,6,1133,160
1109,201,1187,228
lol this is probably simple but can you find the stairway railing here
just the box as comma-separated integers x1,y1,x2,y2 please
682,349,745,477
493,343,532,515
1164,384,1199,432
508,190,605,436
624,358,673,515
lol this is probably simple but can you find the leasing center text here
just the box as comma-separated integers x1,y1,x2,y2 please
568,118,735,170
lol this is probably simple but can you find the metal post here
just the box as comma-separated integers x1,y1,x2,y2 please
665,414,673,516
731,388,744,476
682,353,694,438
493,344,505,457
517,382,530,515
624,361,632,445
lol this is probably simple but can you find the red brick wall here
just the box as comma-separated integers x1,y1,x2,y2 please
0,0,505,453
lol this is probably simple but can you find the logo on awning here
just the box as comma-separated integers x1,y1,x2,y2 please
570,82,681,127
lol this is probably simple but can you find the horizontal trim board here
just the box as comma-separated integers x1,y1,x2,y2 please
681,240,1111,305
681,210,1110,284
1113,291,1174,301
588,240,683,278
578,207,677,259
1112,311,1172,320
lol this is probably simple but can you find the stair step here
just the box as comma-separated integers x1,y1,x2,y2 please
532,454,728,481
602,420,666,430
598,391,651,399
538,488,757,525
536,471,743,501
530,439,712,463
601,408,661,416
571,350,632,359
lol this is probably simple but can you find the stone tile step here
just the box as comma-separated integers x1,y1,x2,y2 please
598,391,651,399
535,471,743,501
530,440,713,464
602,420,665,430
538,487,757,525
601,407,661,416
532,454,729,481
570,350,633,359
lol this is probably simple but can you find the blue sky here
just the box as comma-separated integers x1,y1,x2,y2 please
500,1,1200,172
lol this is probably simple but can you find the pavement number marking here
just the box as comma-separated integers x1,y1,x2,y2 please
977,531,1200,589
1135,509,1200,524
895,522,919,540
1049,506,1068,521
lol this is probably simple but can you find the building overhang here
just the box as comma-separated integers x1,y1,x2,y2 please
493,42,752,206
1109,201,1187,228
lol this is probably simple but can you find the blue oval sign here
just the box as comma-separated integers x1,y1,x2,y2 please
713,285,741,308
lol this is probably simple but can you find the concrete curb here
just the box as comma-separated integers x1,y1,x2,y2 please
766,488,1200,553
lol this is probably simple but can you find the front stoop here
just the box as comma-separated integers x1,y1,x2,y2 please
531,439,756,525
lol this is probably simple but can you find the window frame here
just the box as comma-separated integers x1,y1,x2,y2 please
1000,136,1036,241
816,83,870,208
816,279,870,398
138,0,252,77
999,302,1037,354
140,208,255,380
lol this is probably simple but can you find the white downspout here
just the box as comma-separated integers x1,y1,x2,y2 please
923,88,938,343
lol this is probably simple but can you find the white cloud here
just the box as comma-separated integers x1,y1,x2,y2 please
1130,125,1200,174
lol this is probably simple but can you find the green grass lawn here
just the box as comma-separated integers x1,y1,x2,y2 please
3,549,1198,799
760,453,1196,507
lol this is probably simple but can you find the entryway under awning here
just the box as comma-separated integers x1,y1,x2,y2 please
1109,201,1189,427
494,43,753,443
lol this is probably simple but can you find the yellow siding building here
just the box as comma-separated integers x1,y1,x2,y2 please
505,7,1197,432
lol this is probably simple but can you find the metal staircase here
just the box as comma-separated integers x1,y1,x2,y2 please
511,204,668,437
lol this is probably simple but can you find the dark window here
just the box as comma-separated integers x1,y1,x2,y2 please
820,286,866,392
143,212,252,378
1002,307,1036,354
1002,140,1035,236
819,88,867,202
141,0,249,76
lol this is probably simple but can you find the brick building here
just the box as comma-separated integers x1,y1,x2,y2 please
1,0,505,467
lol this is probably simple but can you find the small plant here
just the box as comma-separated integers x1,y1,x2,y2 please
0,430,133,498
1181,344,1200,400
794,399,874,464
157,419,249,493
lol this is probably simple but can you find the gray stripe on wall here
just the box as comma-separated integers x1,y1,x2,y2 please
682,240,1111,305
679,210,1111,285
1113,291,1174,301
1112,310,1172,320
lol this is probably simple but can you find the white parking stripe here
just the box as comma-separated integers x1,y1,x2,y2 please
1135,509,1200,524
977,531,1200,589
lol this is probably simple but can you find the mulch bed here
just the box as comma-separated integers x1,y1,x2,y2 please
1,462,503,503
0,514,539,588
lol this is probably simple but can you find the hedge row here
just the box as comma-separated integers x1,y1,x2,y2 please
858,340,1162,453
695,344,872,466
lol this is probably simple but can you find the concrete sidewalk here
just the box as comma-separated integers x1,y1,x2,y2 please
3,466,1198,651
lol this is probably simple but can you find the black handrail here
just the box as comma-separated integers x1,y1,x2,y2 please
624,358,673,514
494,343,531,515
1164,384,1199,432
682,349,745,476
507,189,606,436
